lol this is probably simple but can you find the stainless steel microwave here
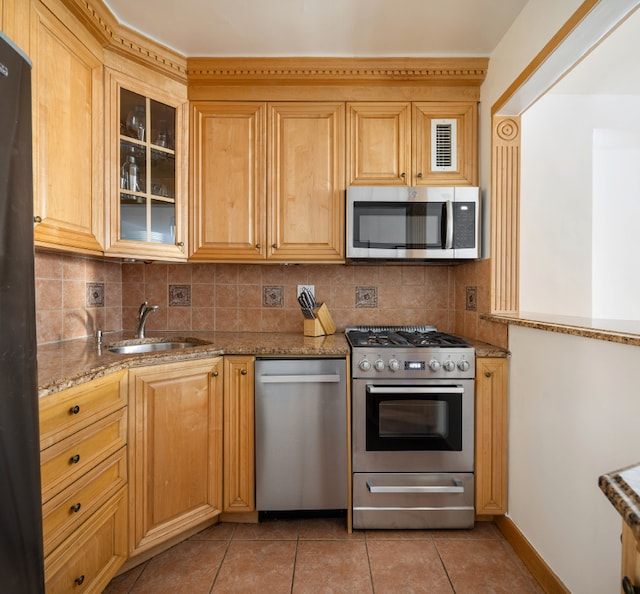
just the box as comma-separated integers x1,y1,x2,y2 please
346,186,480,261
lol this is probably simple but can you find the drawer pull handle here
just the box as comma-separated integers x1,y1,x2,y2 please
70,502,81,513
74,575,85,586
69,405,80,415
69,454,80,464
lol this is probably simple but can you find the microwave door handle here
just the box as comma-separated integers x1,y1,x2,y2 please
444,200,454,249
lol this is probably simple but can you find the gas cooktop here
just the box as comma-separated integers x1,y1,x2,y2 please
345,326,471,349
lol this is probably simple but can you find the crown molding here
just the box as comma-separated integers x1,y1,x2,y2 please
187,57,488,86
58,0,188,82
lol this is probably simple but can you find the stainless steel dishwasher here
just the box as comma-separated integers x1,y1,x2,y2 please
255,358,347,511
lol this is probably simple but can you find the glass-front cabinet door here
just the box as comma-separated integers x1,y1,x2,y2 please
105,70,187,261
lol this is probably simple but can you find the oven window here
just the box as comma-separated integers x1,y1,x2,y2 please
366,389,462,451
353,201,445,249
379,400,448,438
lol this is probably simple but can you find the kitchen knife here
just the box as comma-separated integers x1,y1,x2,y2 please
297,294,315,319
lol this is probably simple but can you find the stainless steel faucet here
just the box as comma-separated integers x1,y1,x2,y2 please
135,301,159,339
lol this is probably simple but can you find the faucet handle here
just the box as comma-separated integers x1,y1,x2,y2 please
138,301,149,318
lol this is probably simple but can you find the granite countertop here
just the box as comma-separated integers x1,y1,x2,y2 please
484,312,640,348
599,464,640,541
36,330,507,398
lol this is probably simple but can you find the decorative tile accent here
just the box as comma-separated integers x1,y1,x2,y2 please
263,286,284,308
466,286,478,311
355,286,378,308
169,284,191,307
86,283,104,307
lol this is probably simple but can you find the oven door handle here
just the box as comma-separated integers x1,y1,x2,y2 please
367,386,464,394
366,478,464,494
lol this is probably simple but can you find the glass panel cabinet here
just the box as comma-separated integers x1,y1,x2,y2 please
105,70,188,261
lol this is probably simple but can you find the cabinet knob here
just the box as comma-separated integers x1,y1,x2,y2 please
271,244,277,249
241,369,248,375
417,172,423,179
255,244,262,249
69,405,80,415
74,575,85,586
485,371,492,378
622,577,640,594
69,454,81,465
212,371,219,377
400,172,406,179
176,241,184,248
70,502,82,513
33,216,42,223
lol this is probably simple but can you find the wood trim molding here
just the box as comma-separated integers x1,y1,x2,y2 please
491,115,520,314
57,0,188,81
187,57,488,85
495,516,571,594
492,0,599,116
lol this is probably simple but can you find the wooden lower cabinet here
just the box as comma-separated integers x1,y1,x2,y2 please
44,487,127,594
223,355,256,517
127,357,224,557
475,357,509,516
622,522,640,593
39,371,128,592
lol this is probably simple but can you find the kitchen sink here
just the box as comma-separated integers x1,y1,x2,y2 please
106,339,209,354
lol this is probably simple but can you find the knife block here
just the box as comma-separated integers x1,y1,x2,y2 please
303,303,336,337
303,317,325,337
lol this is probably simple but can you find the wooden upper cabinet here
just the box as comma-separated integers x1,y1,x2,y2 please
190,102,267,261
104,69,189,262
31,1,104,254
268,102,345,262
412,102,477,186
190,101,344,263
347,102,411,186
347,101,477,187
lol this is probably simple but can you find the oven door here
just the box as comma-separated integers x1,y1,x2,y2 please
352,379,474,473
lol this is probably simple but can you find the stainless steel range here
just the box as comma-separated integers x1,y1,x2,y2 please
347,326,475,530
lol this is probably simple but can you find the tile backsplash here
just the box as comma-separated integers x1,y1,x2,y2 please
34,251,507,348
34,251,122,344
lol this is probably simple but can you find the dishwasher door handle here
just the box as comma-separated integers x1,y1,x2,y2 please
366,479,464,494
258,374,341,384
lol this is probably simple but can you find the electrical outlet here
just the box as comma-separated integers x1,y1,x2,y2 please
297,284,315,299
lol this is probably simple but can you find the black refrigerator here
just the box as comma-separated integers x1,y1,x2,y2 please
0,32,45,593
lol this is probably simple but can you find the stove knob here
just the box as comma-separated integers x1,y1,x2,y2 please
388,358,400,372
458,360,471,372
429,359,441,372
374,359,386,371
443,360,456,372
359,359,372,372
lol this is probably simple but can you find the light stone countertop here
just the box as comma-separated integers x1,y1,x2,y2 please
599,464,640,541
36,330,507,398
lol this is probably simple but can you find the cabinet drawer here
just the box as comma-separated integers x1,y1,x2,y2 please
40,371,127,450
43,447,127,557
41,408,127,503
44,487,127,594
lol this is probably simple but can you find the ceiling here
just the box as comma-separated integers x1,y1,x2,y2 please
102,0,528,58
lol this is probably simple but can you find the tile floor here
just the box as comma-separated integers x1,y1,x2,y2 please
104,518,545,593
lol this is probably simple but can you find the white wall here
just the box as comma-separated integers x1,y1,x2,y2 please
509,326,640,593
519,94,640,318
592,126,640,319
480,2,640,592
